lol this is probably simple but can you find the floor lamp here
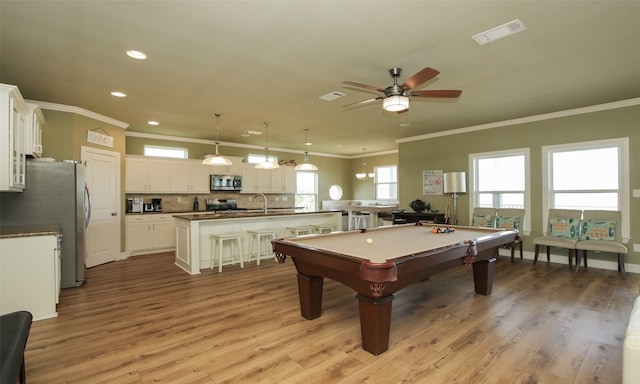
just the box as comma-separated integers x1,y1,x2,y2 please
444,172,467,225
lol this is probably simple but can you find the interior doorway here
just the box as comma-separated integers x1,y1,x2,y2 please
81,146,121,268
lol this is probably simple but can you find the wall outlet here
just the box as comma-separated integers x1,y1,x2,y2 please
634,244,640,253
248,197,253,202
633,189,640,198
177,197,182,203
275,196,280,201
282,196,288,201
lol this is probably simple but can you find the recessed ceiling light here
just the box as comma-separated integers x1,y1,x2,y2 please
148,121,159,125
126,50,147,60
472,19,526,45
110,91,126,97
400,123,411,127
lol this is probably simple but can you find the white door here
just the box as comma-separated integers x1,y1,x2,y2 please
82,146,121,267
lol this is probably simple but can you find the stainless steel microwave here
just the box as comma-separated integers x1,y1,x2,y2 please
211,175,242,191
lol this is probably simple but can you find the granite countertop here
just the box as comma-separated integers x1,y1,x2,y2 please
0,224,62,239
173,210,336,221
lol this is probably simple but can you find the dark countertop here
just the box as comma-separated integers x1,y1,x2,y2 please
172,210,338,221
0,224,62,239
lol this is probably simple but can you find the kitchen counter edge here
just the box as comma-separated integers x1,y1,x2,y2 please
172,210,336,221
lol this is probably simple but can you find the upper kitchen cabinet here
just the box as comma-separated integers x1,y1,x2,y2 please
0,84,27,192
170,159,210,193
125,155,172,193
241,163,296,194
25,103,45,158
209,156,243,175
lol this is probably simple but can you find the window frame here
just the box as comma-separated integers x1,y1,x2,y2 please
374,165,398,201
469,148,531,234
295,170,318,211
143,145,188,159
541,137,630,241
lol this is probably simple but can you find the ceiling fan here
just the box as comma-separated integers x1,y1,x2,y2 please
342,67,462,113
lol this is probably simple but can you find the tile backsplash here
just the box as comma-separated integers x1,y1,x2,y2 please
126,192,295,213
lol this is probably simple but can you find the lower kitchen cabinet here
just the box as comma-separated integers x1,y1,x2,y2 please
0,234,59,320
126,214,176,255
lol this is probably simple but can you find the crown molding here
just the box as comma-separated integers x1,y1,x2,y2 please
396,97,640,144
26,100,129,129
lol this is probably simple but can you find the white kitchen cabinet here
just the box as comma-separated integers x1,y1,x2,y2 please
241,163,296,193
1,234,59,320
126,214,176,254
209,156,243,175
0,84,27,192
125,156,172,193
170,159,210,193
25,103,45,158
271,166,296,193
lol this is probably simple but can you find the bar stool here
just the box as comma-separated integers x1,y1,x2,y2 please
287,226,313,236
311,224,335,234
352,214,369,229
210,233,243,273
247,229,277,265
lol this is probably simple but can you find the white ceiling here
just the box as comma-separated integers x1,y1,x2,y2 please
2,1,639,157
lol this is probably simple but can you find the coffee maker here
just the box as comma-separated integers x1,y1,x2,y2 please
152,198,162,212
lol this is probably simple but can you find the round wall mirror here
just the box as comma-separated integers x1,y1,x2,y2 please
329,185,343,200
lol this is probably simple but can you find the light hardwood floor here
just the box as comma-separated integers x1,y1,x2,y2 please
25,252,639,383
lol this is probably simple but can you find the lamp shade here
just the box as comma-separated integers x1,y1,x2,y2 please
443,172,467,193
382,95,409,112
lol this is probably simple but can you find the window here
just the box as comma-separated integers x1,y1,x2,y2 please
542,137,629,240
469,148,531,232
295,171,317,211
144,145,187,159
247,153,278,164
374,165,397,200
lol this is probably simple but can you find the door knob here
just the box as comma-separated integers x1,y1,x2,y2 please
111,212,117,216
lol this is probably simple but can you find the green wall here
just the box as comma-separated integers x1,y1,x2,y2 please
399,104,640,265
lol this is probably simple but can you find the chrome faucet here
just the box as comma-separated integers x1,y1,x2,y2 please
254,193,267,214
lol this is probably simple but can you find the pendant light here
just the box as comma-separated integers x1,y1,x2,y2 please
202,113,232,166
295,128,318,171
355,148,374,179
255,121,279,169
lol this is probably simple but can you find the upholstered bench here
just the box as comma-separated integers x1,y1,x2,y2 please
623,297,640,383
0,311,33,384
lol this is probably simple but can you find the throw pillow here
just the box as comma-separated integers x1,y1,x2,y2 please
496,216,519,231
472,214,494,228
580,220,616,241
548,217,579,238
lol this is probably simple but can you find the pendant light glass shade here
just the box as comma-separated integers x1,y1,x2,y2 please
255,121,280,169
202,114,233,166
295,129,318,171
355,148,374,179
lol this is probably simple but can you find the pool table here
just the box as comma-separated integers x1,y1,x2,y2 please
272,223,517,355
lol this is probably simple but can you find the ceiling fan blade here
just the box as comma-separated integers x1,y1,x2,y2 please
401,67,440,90
410,90,462,98
342,97,382,108
342,81,385,93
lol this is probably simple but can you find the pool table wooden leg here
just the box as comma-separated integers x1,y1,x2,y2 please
472,257,496,295
296,274,324,319
356,294,395,355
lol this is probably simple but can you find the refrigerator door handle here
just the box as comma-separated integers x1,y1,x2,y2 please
84,184,92,228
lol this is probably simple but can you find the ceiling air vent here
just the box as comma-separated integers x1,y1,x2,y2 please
319,91,346,101
472,19,526,45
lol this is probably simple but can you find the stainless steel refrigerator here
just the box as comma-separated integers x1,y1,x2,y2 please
0,160,90,288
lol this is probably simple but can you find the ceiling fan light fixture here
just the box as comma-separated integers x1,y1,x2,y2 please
203,113,233,166
383,95,409,112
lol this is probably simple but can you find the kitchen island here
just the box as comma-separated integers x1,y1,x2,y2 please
173,210,342,275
